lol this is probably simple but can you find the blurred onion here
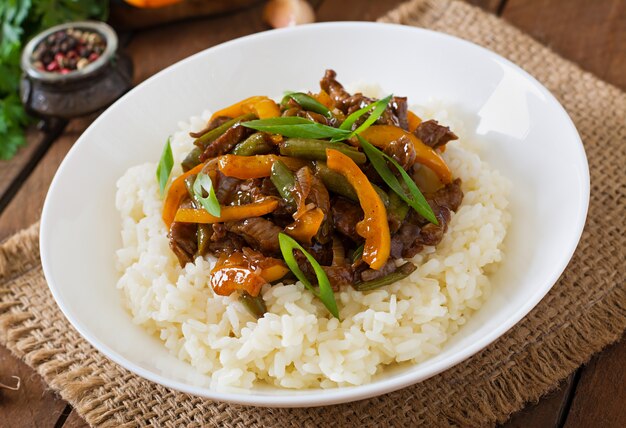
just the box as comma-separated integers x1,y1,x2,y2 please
263,0,315,28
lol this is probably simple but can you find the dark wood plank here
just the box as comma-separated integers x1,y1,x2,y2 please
502,0,626,91
563,338,626,427
0,346,67,428
62,409,89,428
127,2,269,84
0,128,48,214
0,118,90,241
501,375,575,428
316,0,407,21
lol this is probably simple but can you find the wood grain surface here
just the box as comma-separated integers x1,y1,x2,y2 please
0,1,624,427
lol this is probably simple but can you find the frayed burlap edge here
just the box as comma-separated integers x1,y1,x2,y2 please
1,0,625,426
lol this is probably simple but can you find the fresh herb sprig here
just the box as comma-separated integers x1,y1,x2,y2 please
278,233,340,319
156,137,173,196
358,135,438,224
0,0,108,159
192,173,221,217
281,92,332,118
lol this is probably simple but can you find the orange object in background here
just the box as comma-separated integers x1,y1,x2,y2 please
124,0,183,8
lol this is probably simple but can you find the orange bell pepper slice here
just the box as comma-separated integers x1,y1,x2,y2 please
252,99,281,119
359,125,452,184
124,0,182,8
313,90,334,109
407,111,422,132
162,163,205,228
174,199,278,224
326,149,390,270
209,96,280,121
217,155,308,179
210,252,288,296
285,207,325,244
209,96,268,121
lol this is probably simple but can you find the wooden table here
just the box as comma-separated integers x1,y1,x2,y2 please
1,1,624,426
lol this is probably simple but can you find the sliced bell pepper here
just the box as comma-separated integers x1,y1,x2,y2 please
217,154,308,179
359,125,452,184
285,207,325,244
252,98,281,119
407,111,422,132
209,96,267,120
326,149,390,270
210,252,288,297
123,0,182,8
313,90,334,109
209,96,281,121
162,162,205,228
174,198,278,224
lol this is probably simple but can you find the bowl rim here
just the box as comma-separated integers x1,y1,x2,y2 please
40,21,590,407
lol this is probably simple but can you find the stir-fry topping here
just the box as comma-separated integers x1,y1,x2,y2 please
158,69,464,318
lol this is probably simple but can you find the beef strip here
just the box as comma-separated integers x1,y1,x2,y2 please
322,266,354,291
331,197,364,241
214,172,242,205
413,120,458,150
232,178,267,205
199,124,249,161
224,218,282,255
320,69,351,111
391,96,408,130
189,115,231,138
429,178,464,211
168,221,198,267
360,260,396,282
384,135,417,170
205,232,245,255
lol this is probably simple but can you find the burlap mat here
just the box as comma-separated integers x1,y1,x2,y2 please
1,0,625,426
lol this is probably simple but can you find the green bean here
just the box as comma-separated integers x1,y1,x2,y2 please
194,113,256,147
239,291,267,319
181,147,202,172
280,138,367,164
281,92,332,118
232,132,273,156
183,113,257,171
387,191,409,231
314,161,390,207
270,160,297,209
353,262,417,291
197,224,211,255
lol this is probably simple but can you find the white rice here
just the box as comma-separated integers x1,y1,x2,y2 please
115,95,511,390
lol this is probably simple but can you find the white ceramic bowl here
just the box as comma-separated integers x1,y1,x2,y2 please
40,22,589,407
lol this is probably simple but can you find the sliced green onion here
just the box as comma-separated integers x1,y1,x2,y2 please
192,173,221,217
242,117,350,140
156,137,173,196
278,233,340,319
338,94,393,134
351,94,393,136
357,135,438,224
282,92,332,118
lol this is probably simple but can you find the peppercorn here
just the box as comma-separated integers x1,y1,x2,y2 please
31,27,107,75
